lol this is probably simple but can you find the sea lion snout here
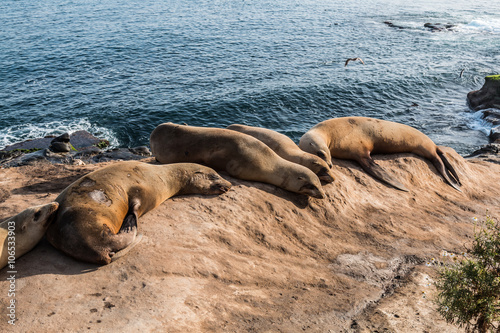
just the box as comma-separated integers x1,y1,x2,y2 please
317,167,335,183
299,183,325,199
212,182,231,194
41,202,59,228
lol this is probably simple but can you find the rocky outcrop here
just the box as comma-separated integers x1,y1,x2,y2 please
468,75,500,111
0,131,151,167
0,148,499,332
467,75,500,143
2,130,108,152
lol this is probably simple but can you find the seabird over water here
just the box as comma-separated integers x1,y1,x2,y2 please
345,58,365,67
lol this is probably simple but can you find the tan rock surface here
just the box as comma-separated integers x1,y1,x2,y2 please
1,148,499,332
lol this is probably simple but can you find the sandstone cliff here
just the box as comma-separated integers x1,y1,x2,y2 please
1,148,499,332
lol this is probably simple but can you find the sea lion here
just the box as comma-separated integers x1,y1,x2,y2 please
226,124,335,183
46,161,231,265
150,123,325,198
298,117,461,191
1,202,59,269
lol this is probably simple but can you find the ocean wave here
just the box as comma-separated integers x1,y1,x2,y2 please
464,109,495,135
459,19,500,34
0,118,120,150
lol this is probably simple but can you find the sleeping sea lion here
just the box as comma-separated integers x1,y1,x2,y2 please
226,124,335,183
298,117,461,191
46,161,231,265
1,203,59,269
149,123,325,198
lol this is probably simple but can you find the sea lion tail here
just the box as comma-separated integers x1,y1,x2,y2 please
436,148,461,186
358,157,409,192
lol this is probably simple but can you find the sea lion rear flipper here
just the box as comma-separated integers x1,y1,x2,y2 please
110,233,143,262
358,157,409,192
109,199,141,262
436,149,461,186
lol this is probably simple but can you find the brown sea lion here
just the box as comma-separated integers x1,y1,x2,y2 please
298,117,461,191
1,203,59,269
149,123,325,198
46,161,231,265
226,124,335,183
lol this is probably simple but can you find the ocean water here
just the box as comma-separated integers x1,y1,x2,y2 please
1,0,499,154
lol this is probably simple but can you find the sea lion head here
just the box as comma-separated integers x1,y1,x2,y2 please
186,166,232,195
4,202,59,253
299,132,333,169
290,170,325,199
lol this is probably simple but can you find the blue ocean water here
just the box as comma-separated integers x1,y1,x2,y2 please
1,0,499,154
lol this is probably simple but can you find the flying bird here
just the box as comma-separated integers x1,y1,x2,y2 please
345,58,365,67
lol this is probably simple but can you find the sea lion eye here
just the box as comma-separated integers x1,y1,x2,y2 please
209,174,219,180
317,151,326,159
34,210,41,221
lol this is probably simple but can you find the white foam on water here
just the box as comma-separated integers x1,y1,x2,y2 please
465,109,495,136
0,118,120,150
458,19,500,34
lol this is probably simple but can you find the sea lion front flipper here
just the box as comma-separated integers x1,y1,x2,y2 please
358,157,409,192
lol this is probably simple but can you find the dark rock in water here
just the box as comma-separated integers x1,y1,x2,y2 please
49,133,72,153
467,143,500,164
1,147,151,167
0,130,150,167
92,148,152,163
467,75,500,111
424,23,455,32
2,130,106,151
129,146,151,156
383,21,406,30
51,133,70,143
491,126,500,143
482,110,500,125
3,137,54,152
70,130,109,149
49,142,71,153
74,147,102,158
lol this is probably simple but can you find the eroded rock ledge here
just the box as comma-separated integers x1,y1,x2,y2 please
0,147,499,332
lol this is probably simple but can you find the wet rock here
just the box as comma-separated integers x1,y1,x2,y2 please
70,130,108,149
92,148,151,163
74,147,102,158
467,75,500,111
481,109,500,126
383,21,406,30
129,146,151,156
491,126,500,143
424,23,456,32
466,143,500,164
49,133,72,153
2,130,106,152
